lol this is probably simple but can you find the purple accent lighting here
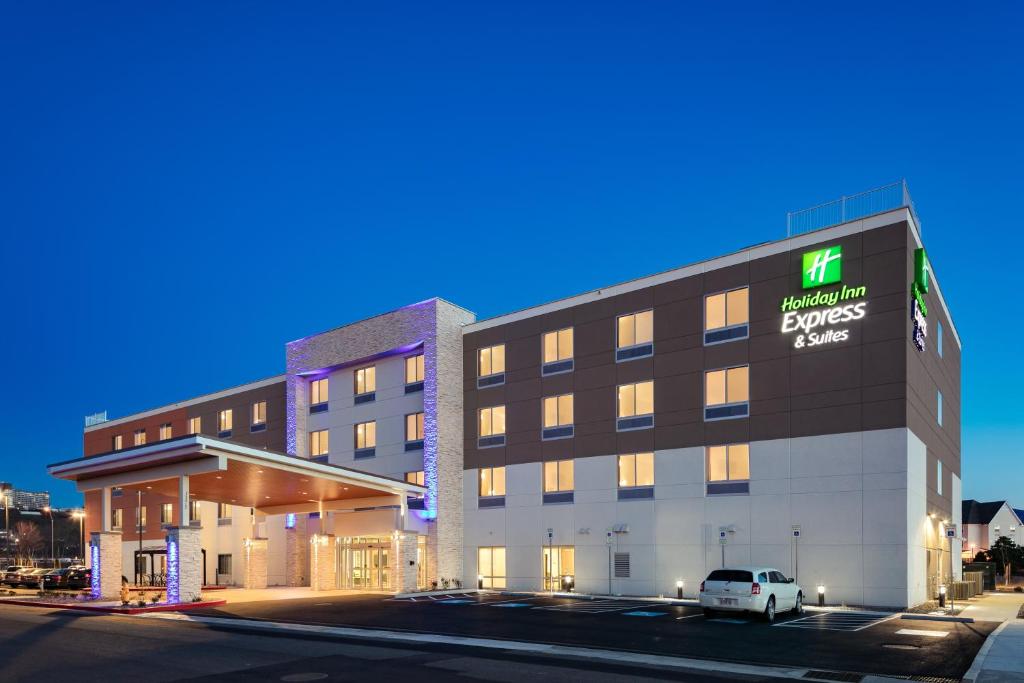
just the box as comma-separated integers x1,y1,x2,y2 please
166,537,180,603
285,513,296,529
90,542,100,598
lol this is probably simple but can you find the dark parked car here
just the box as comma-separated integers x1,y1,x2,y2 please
3,566,31,587
42,568,91,590
18,568,52,588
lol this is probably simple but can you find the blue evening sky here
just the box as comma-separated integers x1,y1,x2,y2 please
1,2,1021,507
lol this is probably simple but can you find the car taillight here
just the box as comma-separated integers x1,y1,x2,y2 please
699,581,705,593
751,582,761,595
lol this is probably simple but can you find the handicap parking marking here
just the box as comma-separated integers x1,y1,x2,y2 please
437,598,475,604
775,611,896,632
707,618,749,624
490,602,532,608
534,599,666,614
622,610,668,617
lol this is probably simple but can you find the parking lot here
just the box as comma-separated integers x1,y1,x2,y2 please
190,591,999,680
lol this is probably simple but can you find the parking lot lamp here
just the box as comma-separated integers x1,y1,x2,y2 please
42,506,54,567
817,584,826,607
72,510,85,562
676,579,684,600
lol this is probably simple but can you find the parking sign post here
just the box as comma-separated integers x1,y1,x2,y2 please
945,524,957,614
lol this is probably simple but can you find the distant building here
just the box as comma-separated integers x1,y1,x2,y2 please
962,500,1023,557
0,485,51,510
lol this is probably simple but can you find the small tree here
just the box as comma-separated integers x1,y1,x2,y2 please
13,522,43,562
986,536,1019,586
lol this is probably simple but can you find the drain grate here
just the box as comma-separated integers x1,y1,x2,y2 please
803,671,863,682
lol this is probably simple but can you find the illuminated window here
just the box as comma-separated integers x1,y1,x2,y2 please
355,421,376,449
705,288,749,344
937,460,942,495
160,503,172,525
188,417,201,435
218,409,233,434
354,366,376,396
618,453,654,488
937,321,943,358
543,460,574,493
251,401,266,426
406,412,425,442
617,310,653,348
479,406,506,437
112,434,123,451
310,429,329,457
159,423,172,440
706,444,750,482
136,506,147,529
617,381,654,418
543,328,574,364
189,500,201,523
543,394,574,428
479,466,506,497
405,471,425,486
217,503,232,519
406,354,425,383
478,546,506,589
133,429,147,446
478,344,506,377
310,378,328,405
937,391,943,427
111,508,123,530
705,366,749,420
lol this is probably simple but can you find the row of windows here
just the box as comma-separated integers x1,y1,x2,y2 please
109,501,231,529
477,546,576,590
110,402,268,451
309,411,426,457
308,354,426,408
477,446,750,498
476,367,750,442
476,290,751,379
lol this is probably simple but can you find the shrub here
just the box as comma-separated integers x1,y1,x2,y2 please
1014,586,1022,593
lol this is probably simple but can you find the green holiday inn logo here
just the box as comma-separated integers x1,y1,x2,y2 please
802,245,842,289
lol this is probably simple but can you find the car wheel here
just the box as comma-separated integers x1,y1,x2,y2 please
703,608,715,618
763,596,776,623
793,592,803,615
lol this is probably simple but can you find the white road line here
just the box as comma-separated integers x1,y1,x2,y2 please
896,628,948,638
676,614,703,620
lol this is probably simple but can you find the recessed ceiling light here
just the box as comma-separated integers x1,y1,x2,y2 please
146,486,152,490
265,495,271,499
257,470,264,474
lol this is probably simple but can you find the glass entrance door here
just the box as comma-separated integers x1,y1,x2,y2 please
338,538,392,590
542,546,575,591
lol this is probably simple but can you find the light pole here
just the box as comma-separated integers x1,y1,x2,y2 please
73,510,85,563
42,506,54,567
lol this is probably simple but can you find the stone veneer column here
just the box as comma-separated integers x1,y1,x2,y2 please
166,526,202,603
90,531,122,600
310,533,336,591
431,300,472,582
285,514,309,587
392,533,419,593
243,538,269,589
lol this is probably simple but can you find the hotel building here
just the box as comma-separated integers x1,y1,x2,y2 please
51,189,960,608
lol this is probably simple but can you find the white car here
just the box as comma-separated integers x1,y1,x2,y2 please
699,566,804,623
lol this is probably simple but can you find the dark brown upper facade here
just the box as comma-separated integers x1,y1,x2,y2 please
462,217,961,491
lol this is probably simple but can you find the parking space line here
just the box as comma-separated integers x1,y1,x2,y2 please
676,614,703,620
775,611,896,632
896,628,947,638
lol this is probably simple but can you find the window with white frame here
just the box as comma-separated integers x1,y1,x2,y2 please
406,412,425,442
706,444,750,482
188,417,201,435
354,366,376,396
705,366,749,420
355,421,376,449
310,429,329,457
112,434,123,450
159,423,172,440
543,394,573,428
310,377,328,405
479,466,506,497
111,508,123,530
406,354,425,384
405,471,425,486
478,405,506,437
543,328,573,364
218,409,233,434
133,429,147,446
704,287,749,343
251,401,266,426
543,460,574,493
617,310,653,349
617,381,654,418
618,453,654,488
937,390,943,426
478,344,505,377
160,503,172,525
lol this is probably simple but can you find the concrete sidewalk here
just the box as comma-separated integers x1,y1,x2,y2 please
963,592,1024,683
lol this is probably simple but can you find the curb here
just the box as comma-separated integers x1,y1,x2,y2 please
0,598,227,614
962,619,1010,683
900,614,974,623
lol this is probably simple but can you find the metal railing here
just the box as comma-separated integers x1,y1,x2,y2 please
787,180,920,237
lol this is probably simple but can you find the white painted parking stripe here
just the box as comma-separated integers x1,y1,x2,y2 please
896,628,947,638
775,611,896,632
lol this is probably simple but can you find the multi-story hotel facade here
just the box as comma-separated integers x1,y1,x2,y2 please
51,200,959,609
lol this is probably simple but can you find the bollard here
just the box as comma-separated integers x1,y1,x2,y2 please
939,584,946,608
817,584,825,607
676,580,684,600
477,574,483,590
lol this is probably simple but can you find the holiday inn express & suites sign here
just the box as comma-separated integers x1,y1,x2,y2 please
780,244,868,349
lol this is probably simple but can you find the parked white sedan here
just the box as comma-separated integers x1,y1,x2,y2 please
699,566,803,623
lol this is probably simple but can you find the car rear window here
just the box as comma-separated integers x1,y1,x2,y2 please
706,570,753,582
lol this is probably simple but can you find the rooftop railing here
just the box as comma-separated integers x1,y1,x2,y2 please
786,180,920,237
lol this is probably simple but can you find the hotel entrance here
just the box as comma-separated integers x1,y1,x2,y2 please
337,537,392,590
